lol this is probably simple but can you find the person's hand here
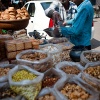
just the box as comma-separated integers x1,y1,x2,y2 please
52,11,62,26
62,21,67,26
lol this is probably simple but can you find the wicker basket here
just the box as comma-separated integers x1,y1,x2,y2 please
0,18,29,30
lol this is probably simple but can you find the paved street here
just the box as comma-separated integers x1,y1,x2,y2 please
91,18,100,50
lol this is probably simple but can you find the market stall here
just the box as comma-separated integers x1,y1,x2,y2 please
0,6,100,100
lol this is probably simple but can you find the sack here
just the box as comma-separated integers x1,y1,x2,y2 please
8,65,44,100
54,76,99,100
55,61,84,77
80,50,100,66
16,49,53,72
40,44,62,66
80,62,100,92
42,68,65,89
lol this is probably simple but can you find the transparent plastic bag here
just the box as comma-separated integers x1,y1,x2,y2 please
16,49,53,72
0,64,16,83
80,62,100,92
8,65,44,100
55,61,84,77
36,88,61,100
39,44,62,66
54,76,99,100
42,68,66,89
80,50,100,66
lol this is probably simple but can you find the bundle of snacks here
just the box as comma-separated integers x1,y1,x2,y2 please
55,61,84,77
5,39,40,60
0,64,16,83
80,62,100,92
8,65,44,100
0,7,30,20
36,88,60,100
0,82,23,100
16,49,53,72
40,44,62,66
80,50,100,66
54,76,99,100
0,34,13,60
42,68,65,89
13,29,29,39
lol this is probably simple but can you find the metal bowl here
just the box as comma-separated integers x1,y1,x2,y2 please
43,27,61,37
0,18,29,30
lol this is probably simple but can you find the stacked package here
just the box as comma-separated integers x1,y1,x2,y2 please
13,29,29,39
5,39,40,60
0,34,13,61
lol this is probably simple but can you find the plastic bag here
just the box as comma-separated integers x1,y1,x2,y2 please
0,64,16,83
42,68,66,89
55,61,84,77
8,65,44,100
36,88,61,100
54,75,99,100
16,49,53,72
80,62,100,92
80,50,100,66
0,82,23,100
40,44,62,66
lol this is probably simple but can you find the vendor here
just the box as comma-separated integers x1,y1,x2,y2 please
58,0,94,50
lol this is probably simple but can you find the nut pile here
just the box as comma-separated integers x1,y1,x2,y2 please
0,88,17,99
60,50,71,61
0,67,11,77
37,94,56,100
42,74,59,88
21,52,47,61
84,53,100,62
0,7,30,20
12,70,37,82
61,66,80,75
60,83,90,100
84,65,100,79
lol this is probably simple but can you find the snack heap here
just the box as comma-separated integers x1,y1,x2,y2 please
0,7,30,20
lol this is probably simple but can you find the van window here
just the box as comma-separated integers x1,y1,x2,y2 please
28,3,35,17
41,2,52,10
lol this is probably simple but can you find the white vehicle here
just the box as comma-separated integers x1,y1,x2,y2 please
24,0,54,39
24,0,94,40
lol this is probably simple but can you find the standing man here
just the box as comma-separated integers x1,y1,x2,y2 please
58,0,94,50
45,0,77,26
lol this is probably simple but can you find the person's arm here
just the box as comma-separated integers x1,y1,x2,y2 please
45,1,59,18
60,9,88,36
